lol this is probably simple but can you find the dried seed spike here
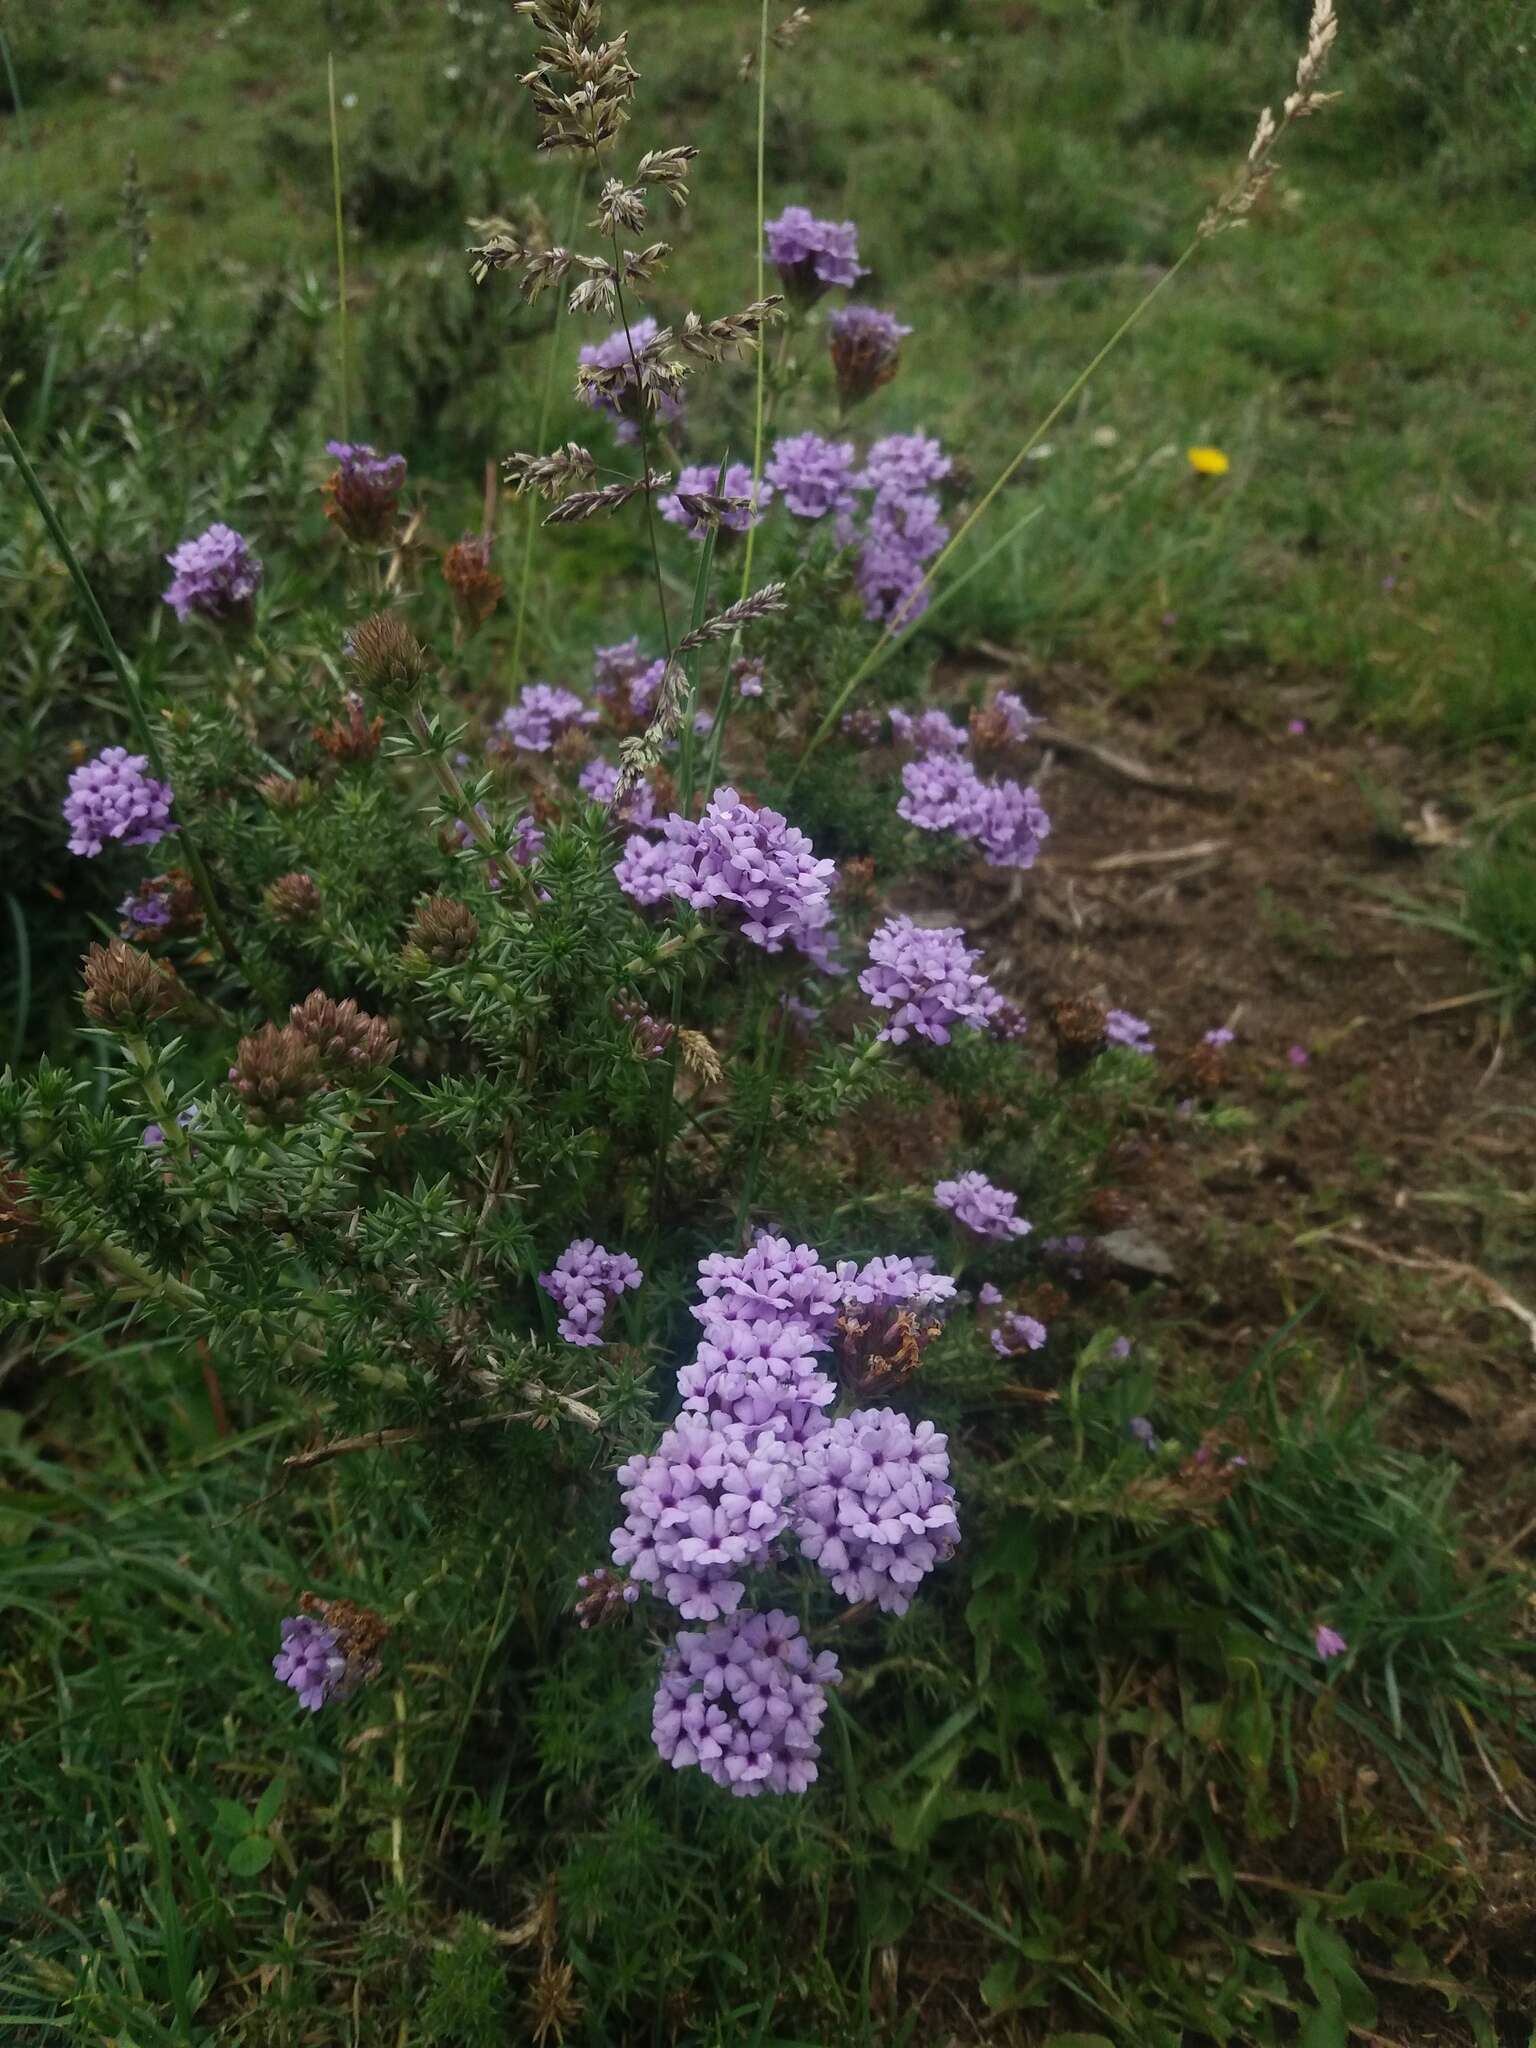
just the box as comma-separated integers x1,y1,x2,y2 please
542,470,671,525
1199,0,1340,239
673,582,788,655
502,443,597,502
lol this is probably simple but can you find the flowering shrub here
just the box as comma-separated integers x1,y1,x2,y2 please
1,0,1356,1869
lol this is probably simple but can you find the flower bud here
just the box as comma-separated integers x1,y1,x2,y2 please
288,991,398,1076
231,1023,324,1125
345,612,431,711
404,895,478,967
264,873,323,926
81,939,186,1030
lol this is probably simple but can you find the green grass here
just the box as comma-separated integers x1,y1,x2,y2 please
3,0,1535,741
5,2,1536,2040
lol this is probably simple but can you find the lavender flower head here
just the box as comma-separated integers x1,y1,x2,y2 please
326,442,406,490
163,523,262,624
860,432,952,498
63,747,175,859
660,462,773,538
1106,1010,1156,1054
693,1236,843,1341
991,1313,1047,1357
676,1315,836,1447
856,489,948,627
838,1254,957,1314
538,1237,643,1346
889,707,968,754
934,1170,1031,1240
828,306,912,405
859,915,1001,1045
498,683,598,753
1204,1026,1236,1046
764,205,865,300
615,787,837,955
794,1408,959,1614
273,1614,347,1712
764,433,859,520
611,1416,797,1621
1314,1623,1348,1661
992,691,1038,743
652,1608,841,1796
898,755,1049,871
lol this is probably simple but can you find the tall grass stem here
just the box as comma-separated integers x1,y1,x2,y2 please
328,54,352,441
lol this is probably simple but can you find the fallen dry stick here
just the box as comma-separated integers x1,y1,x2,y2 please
1077,838,1228,873
1303,1229,1536,1355
1032,722,1232,805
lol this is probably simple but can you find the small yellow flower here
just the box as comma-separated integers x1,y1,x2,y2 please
1186,445,1230,477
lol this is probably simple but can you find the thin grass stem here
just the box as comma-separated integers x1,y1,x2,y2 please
328,54,352,441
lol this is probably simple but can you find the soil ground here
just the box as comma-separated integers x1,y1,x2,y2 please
960,657,1534,1546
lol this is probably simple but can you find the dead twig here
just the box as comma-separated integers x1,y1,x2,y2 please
1302,1229,1536,1355
1032,722,1231,806
285,1384,601,1471
1076,837,1227,873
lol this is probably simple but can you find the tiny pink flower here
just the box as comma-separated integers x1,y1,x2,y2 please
1313,1623,1347,1662
1286,718,1308,737
1286,1044,1310,1068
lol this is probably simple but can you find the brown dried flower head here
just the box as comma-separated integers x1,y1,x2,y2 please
346,613,432,711
405,895,479,967
323,462,404,547
1049,995,1108,1075
232,1022,324,1126
289,992,398,1076
838,856,877,906
573,1566,638,1630
257,773,316,811
836,1304,941,1399
81,940,185,1031
314,691,385,763
264,872,323,927
612,996,674,1060
553,723,595,772
1179,1039,1230,1097
1085,1186,1134,1231
443,533,505,626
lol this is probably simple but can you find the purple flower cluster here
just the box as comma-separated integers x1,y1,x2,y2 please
764,206,865,298
795,1410,959,1613
498,683,598,753
163,523,262,624
660,461,773,539
992,691,1038,743
764,432,859,520
652,1608,841,1796
615,787,836,956
898,753,1050,871
273,1614,346,1712
828,306,912,405
933,1171,1031,1241
62,747,175,859
539,1237,643,1345
601,1233,959,1794
890,707,968,754
326,442,407,490
991,1313,1047,1358
613,1416,797,1620
859,915,1001,1045
1106,1010,1155,1054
